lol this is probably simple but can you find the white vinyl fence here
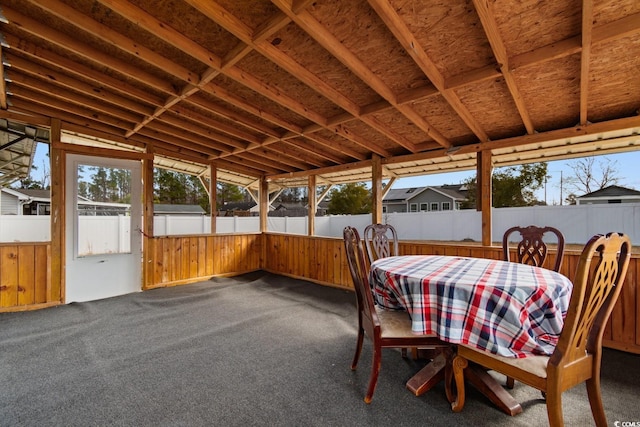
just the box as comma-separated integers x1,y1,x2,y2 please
2,203,639,247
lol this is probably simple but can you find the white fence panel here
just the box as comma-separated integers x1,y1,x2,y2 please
3,203,640,245
267,217,308,235
0,215,50,242
152,215,211,236
314,215,370,237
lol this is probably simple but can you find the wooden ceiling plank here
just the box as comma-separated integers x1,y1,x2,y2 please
12,86,137,130
11,77,143,125
260,145,335,170
252,12,291,43
593,12,640,44
304,133,367,161
162,109,261,146
181,2,417,159
183,95,281,139
94,0,221,70
273,0,451,149
240,149,313,170
369,0,489,141
268,158,373,181
144,121,237,154
471,0,534,135
203,82,303,134
279,138,346,164
29,0,197,85
333,124,393,158
3,33,163,107
6,56,154,116
3,6,176,95
0,46,7,109
580,0,594,126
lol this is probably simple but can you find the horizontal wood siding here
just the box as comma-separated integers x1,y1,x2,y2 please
146,233,262,289
0,242,56,311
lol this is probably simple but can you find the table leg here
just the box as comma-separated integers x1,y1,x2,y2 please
406,352,447,396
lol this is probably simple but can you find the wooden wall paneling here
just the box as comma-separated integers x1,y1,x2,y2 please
197,236,206,278
0,245,18,307
17,245,35,306
204,236,213,276
189,237,198,278
35,245,49,303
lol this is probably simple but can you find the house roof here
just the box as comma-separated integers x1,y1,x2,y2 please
384,185,466,202
578,185,640,199
154,203,205,215
1,1,639,191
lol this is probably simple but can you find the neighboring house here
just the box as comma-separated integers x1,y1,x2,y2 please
1,188,51,215
576,185,640,205
154,203,205,215
383,185,468,213
218,200,329,217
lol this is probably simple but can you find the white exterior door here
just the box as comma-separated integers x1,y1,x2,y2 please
65,154,142,303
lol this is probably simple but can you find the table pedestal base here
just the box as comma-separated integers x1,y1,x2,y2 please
407,349,523,417
462,365,523,416
406,352,447,396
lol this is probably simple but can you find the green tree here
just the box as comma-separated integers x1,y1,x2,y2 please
217,182,245,209
462,162,548,208
327,183,371,214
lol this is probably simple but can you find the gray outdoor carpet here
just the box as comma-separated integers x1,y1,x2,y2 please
1,271,639,427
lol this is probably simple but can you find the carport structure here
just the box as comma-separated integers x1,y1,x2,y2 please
0,0,639,352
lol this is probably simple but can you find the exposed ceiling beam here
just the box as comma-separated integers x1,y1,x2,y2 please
472,0,534,135
368,0,489,141
580,0,594,125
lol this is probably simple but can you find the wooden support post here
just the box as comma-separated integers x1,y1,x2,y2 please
308,175,316,236
142,146,154,289
478,151,493,246
209,163,217,234
371,154,382,224
260,177,268,233
49,119,64,303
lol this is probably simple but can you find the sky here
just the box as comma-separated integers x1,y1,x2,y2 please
27,142,640,205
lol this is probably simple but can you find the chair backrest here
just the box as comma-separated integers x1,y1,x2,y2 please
363,223,399,265
550,232,631,370
502,225,565,272
343,226,378,327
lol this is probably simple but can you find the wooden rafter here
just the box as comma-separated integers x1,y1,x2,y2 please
580,0,594,125
472,0,534,135
368,0,489,141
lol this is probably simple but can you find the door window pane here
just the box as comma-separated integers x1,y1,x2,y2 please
76,164,132,256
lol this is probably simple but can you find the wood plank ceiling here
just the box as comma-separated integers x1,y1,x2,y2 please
0,0,639,190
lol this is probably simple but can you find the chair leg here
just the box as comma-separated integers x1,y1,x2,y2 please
506,376,515,389
364,344,382,404
545,387,565,427
351,329,364,370
586,376,607,427
449,355,468,412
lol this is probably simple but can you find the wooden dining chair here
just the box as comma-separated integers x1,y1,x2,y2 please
502,225,566,388
363,223,399,265
448,232,631,426
343,226,447,403
503,225,565,272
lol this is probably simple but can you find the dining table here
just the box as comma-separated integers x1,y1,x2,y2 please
369,254,573,415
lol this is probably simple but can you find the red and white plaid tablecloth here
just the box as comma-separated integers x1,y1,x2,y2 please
369,255,573,358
